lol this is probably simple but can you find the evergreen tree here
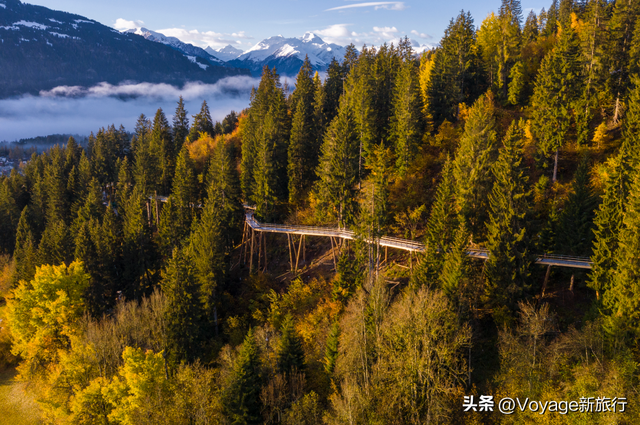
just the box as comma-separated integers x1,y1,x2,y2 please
277,315,306,375
412,159,458,287
452,93,498,241
604,170,640,340
187,100,215,142
439,223,471,301
589,153,626,300
0,179,19,254
288,56,318,207
428,11,483,125
523,10,539,44
207,138,243,250
314,99,359,228
162,246,204,362
555,154,598,256
390,59,423,176
171,146,199,237
324,58,345,123
224,329,263,424
13,205,38,285
172,96,189,153
38,219,72,267
498,0,523,99
324,322,340,375
531,22,582,181
484,120,532,311
149,108,174,195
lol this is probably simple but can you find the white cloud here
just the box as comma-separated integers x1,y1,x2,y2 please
325,2,406,12
114,18,144,31
314,24,353,44
411,29,432,39
155,27,251,49
373,26,398,37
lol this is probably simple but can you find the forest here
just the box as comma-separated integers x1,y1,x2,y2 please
1,0,640,423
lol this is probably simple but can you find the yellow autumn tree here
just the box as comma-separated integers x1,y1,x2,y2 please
7,261,90,380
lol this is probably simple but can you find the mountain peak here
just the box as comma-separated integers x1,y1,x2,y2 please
302,32,323,44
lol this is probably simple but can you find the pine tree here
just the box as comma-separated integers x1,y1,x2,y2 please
390,59,423,176
38,219,72,267
484,120,532,311
173,96,189,153
523,10,539,44
324,58,345,123
224,329,263,424
452,93,498,241
314,99,359,229
277,315,306,375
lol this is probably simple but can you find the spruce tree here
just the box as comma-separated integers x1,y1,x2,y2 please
555,154,598,257
187,100,215,142
224,329,263,424
324,58,345,123
484,120,532,311
13,205,38,285
522,10,539,44
314,99,359,229
0,179,19,254
149,108,174,195
439,223,471,301
390,59,423,176
452,93,498,241
173,96,189,153
604,170,640,340
498,0,523,100
589,153,626,300
277,315,306,375
288,56,318,207
171,146,199,236
38,219,72,267
428,10,483,125
531,22,582,181
324,322,340,375
162,246,204,362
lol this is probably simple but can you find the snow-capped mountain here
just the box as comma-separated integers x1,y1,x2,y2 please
125,27,225,69
0,0,249,98
206,44,244,62
227,32,346,76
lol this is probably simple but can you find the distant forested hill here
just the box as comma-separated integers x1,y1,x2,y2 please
0,0,249,98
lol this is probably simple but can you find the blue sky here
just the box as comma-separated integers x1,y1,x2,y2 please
26,0,549,50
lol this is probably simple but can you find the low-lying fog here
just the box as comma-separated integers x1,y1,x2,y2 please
0,76,264,141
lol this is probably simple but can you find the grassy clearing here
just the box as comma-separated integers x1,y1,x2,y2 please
0,368,42,425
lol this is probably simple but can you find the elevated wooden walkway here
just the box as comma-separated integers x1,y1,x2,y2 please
244,211,593,270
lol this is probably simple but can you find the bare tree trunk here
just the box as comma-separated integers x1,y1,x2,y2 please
552,149,559,183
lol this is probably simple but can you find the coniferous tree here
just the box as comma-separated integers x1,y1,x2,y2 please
390,59,423,176
531,22,582,181
555,154,598,257
428,10,483,125
187,100,215,142
171,146,199,237
412,159,458,287
589,153,626,300
0,179,19,254
452,93,498,241
485,120,532,312
604,170,640,340
288,56,318,207
224,329,263,424
13,205,38,285
324,322,340,375
324,58,345,123
38,219,72,267
149,108,174,194
313,72,328,149
439,223,471,301
522,10,539,44
173,96,189,153
314,99,359,228
498,0,523,99
277,315,306,375
162,246,204,362
207,138,243,250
